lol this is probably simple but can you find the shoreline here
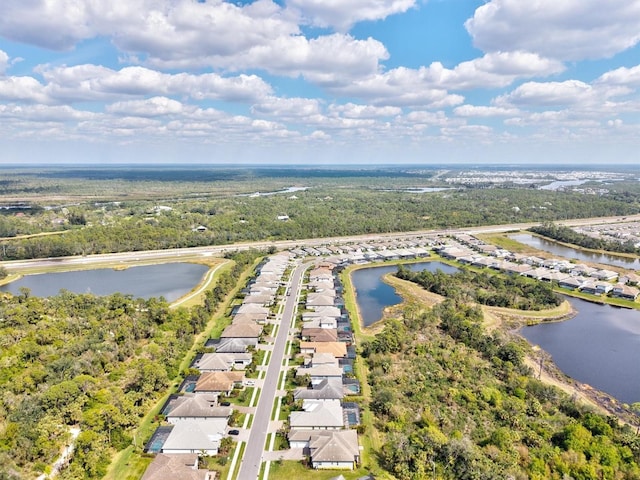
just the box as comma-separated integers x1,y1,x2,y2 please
344,263,639,428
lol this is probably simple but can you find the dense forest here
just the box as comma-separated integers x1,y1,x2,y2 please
2,187,640,260
395,266,562,310
0,250,261,480
362,300,640,480
530,223,640,255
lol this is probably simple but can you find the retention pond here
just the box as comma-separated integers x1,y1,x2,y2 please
352,262,640,404
0,262,209,302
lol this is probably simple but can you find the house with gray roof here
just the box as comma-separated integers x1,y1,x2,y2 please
192,352,252,371
289,399,344,430
206,337,256,353
161,419,227,455
294,378,344,401
287,430,360,470
166,394,232,423
309,430,360,470
303,317,338,329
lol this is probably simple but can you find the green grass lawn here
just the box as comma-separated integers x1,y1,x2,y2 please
267,460,380,480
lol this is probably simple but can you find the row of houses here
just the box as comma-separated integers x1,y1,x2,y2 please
290,238,434,264
440,237,640,301
287,262,361,470
142,254,292,479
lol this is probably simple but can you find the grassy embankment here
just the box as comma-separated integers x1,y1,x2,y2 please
104,256,263,480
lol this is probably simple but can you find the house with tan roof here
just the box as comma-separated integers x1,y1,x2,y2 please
232,312,268,324
303,306,342,318
612,283,640,301
221,323,263,340
307,295,336,307
620,272,640,285
301,327,338,343
309,430,360,470
236,304,270,315
300,342,347,358
141,454,213,480
242,294,274,306
195,371,245,395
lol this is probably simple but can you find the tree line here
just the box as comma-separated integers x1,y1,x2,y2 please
395,265,562,310
2,187,639,260
0,249,263,480
361,299,640,480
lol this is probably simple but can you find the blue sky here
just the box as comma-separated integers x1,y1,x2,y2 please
0,0,639,165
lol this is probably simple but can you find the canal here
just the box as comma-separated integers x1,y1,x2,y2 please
511,233,640,269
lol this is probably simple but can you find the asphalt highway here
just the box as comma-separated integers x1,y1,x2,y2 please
3,213,640,274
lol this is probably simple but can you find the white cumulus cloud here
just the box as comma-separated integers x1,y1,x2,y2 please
106,97,186,117
596,64,640,87
286,0,416,31
0,50,8,74
466,0,640,61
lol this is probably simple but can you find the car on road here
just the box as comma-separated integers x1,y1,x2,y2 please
228,429,240,435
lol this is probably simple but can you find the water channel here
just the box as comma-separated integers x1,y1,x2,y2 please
510,233,640,269
351,262,640,404
0,262,209,302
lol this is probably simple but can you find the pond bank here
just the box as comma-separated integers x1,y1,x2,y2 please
345,261,640,427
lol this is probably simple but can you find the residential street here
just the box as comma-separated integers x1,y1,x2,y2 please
236,261,306,480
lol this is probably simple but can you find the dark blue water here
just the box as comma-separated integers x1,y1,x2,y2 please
351,261,458,326
521,297,640,404
511,233,640,269
0,263,208,302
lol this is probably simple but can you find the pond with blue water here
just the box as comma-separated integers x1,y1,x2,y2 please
511,233,640,269
0,262,209,302
351,261,458,327
351,261,640,404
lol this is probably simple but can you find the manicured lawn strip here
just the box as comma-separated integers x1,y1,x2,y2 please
556,288,640,310
476,232,538,254
229,387,255,407
229,442,246,480
171,258,227,309
267,460,376,480
105,448,152,480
